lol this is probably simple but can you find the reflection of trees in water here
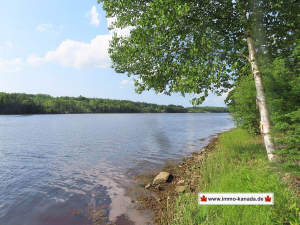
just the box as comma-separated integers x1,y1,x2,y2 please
153,130,171,152
146,116,171,154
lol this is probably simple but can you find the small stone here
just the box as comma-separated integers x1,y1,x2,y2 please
175,185,185,193
195,155,203,161
177,179,185,185
153,172,172,185
145,183,151,189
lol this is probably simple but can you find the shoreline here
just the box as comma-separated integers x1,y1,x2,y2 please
109,130,232,225
130,128,299,225
130,132,222,225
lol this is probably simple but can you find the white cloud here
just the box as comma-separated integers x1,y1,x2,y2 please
107,17,133,37
27,17,134,69
120,79,134,88
121,80,130,85
0,58,23,73
26,54,44,66
27,34,111,69
3,16,133,71
88,6,100,26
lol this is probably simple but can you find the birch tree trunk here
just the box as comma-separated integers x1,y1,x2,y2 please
247,36,275,161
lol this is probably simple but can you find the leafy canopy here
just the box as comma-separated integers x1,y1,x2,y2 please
99,0,297,104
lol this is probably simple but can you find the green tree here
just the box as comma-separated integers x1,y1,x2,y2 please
226,75,260,135
228,42,300,172
99,0,297,160
263,45,300,173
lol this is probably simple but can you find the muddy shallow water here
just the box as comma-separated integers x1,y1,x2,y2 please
0,113,234,225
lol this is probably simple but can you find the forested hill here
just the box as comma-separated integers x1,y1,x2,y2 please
186,107,228,113
0,92,228,114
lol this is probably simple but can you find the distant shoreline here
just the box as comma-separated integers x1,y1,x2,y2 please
0,112,230,115
0,92,229,114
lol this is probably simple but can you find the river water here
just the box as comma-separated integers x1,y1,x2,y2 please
0,113,234,225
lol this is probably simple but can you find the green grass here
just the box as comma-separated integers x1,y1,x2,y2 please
165,129,299,225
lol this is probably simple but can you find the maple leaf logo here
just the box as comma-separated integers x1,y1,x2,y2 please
200,195,207,202
265,195,271,202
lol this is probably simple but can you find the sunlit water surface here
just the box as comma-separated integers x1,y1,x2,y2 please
0,113,234,225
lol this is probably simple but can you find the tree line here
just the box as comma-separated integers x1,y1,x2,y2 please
0,92,228,114
187,106,228,113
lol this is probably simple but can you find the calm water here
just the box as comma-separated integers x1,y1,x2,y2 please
0,113,234,225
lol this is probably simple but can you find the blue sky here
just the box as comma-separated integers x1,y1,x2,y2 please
0,0,226,107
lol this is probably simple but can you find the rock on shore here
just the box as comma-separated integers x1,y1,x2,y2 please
152,172,172,185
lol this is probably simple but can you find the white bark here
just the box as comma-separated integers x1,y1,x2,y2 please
247,36,275,161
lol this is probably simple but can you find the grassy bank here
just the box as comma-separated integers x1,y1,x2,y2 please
146,129,299,225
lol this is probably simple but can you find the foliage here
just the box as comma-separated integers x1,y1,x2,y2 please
0,92,228,114
166,129,299,225
227,41,300,174
99,0,296,104
0,92,186,114
262,44,300,174
187,106,228,113
226,75,260,134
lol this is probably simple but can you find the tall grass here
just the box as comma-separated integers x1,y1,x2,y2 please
167,129,299,225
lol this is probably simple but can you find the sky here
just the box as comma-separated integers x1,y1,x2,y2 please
0,0,226,107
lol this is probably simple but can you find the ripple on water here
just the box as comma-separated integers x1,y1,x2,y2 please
0,113,234,225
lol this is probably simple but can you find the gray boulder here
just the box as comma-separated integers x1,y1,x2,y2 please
152,171,172,185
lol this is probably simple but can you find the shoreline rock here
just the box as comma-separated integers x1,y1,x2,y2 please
152,171,172,185
175,185,185,193
134,136,220,225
